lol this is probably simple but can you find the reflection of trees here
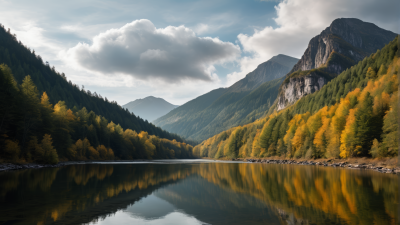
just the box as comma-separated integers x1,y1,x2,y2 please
0,164,195,225
0,167,60,197
0,163,398,225
195,163,398,225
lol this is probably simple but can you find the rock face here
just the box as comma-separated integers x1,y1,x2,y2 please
277,18,397,111
278,73,326,109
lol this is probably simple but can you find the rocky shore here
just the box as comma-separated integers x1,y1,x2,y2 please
0,161,90,172
242,158,400,174
0,160,160,172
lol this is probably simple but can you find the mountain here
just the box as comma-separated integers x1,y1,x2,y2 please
154,54,298,141
123,96,178,122
193,35,399,160
277,18,397,110
228,54,299,92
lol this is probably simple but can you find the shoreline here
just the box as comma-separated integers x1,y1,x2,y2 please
235,157,400,174
1,158,399,174
0,160,152,172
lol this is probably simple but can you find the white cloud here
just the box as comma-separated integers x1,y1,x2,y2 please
63,19,240,83
228,0,400,85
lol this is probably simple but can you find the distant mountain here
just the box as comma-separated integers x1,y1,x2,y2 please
277,18,397,110
123,96,178,122
228,54,299,92
154,54,299,141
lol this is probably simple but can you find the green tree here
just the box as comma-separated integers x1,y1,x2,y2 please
19,75,41,151
354,92,374,156
41,134,59,164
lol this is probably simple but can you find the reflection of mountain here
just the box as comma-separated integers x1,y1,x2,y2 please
0,163,397,225
155,176,282,225
125,195,176,220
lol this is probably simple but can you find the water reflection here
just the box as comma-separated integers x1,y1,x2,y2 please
0,162,398,225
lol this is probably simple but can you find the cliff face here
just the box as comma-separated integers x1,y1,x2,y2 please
277,18,397,111
277,74,326,110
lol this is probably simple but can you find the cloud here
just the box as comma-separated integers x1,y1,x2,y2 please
64,19,240,83
228,0,400,86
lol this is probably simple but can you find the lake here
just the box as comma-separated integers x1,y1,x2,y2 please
0,160,398,225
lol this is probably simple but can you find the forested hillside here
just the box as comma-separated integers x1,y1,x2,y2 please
0,65,193,164
0,24,183,142
0,23,194,164
193,36,398,160
155,54,298,141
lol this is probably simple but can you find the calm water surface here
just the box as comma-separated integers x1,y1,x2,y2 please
0,160,399,225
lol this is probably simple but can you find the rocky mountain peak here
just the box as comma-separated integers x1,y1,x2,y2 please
277,18,397,111
288,18,397,75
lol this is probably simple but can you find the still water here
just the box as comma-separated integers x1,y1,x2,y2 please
0,160,398,225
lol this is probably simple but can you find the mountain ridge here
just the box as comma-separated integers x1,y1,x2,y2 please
154,54,299,141
123,96,178,122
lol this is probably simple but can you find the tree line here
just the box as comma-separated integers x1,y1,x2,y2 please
0,65,193,164
193,36,398,160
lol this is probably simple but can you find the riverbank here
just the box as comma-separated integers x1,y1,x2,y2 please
235,157,400,174
0,160,151,172
202,156,400,174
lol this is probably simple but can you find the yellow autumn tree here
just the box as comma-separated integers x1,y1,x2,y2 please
313,117,331,157
339,109,359,158
97,145,115,160
2,139,20,161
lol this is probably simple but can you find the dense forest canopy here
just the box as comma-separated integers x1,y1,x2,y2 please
0,24,184,143
0,65,194,164
193,36,399,160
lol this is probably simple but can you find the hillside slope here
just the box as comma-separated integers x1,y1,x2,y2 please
123,96,178,122
0,24,183,142
277,18,397,110
154,54,298,141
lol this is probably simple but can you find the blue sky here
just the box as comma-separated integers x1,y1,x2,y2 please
0,0,398,105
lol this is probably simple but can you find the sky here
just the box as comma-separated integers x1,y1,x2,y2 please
0,0,398,105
